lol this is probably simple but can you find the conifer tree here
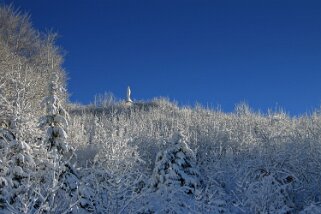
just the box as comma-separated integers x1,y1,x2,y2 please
37,72,79,213
131,130,203,213
150,129,202,194
39,72,70,155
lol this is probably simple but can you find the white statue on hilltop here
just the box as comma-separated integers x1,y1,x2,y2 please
126,86,133,106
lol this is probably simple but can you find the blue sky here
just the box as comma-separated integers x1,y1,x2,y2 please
3,0,321,114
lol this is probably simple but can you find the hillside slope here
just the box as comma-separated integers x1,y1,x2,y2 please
67,100,321,213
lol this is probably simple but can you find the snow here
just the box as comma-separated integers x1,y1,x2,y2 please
2,90,321,213
0,5,321,212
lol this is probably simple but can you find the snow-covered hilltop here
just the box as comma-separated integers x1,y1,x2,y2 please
0,5,321,214
68,99,321,213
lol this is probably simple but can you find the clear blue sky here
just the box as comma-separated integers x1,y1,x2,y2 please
3,0,321,114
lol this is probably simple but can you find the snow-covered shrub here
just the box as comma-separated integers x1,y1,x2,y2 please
130,136,165,173
74,168,112,213
135,190,200,214
299,203,321,214
93,126,147,212
0,127,37,213
94,137,144,177
239,167,295,213
194,179,231,213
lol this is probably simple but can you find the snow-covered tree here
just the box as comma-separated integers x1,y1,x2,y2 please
3,5,321,210
0,126,37,213
37,72,80,213
39,72,70,155
128,130,203,213
0,78,35,212
238,167,295,213
149,129,202,194
0,5,68,133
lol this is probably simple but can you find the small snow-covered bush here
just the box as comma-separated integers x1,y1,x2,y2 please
300,203,321,214
238,166,295,213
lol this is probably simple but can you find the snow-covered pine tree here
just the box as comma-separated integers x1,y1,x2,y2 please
39,72,70,155
130,129,203,213
37,72,79,213
149,129,202,194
